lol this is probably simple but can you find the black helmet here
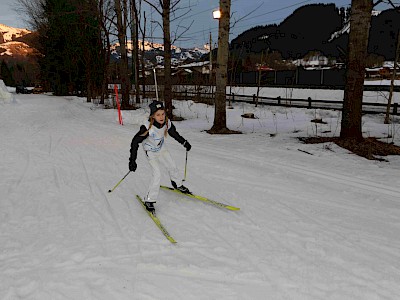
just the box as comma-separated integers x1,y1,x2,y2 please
149,101,164,116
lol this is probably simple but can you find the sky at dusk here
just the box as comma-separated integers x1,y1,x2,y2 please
0,0,392,48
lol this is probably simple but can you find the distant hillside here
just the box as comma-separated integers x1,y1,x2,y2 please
0,24,31,43
368,9,400,60
231,4,345,59
0,24,40,58
0,24,40,86
230,4,400,61
111,40,209,67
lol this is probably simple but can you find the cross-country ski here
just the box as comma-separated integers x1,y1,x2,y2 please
136,195,177,244
160,185,240,211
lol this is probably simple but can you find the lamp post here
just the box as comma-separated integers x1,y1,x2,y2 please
209,0,231,133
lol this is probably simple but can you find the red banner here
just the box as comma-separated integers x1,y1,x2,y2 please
114,84,123,125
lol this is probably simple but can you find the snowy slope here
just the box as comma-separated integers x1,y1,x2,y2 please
0,23,31,43
1,91,400,299
0,41,34,56
0,24,37,57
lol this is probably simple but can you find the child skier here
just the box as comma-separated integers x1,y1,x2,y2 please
129,101,191,214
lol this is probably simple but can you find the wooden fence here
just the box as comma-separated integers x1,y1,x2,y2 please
171,90,399,116
109,87,399,116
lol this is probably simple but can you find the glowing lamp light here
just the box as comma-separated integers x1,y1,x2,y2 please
213,9,221,19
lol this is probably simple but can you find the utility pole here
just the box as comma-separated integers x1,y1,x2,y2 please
256,51,265,108
209,32,213,87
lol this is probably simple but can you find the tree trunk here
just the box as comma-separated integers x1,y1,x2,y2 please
141,11,147,99
130,0,141,104
340,0,373,140
209,0,231,133
162,0,173,119
97,0,111,104
114,0,131,109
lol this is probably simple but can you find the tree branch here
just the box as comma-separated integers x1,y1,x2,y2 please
143,0,162,15
172,19,194,44
230,3,263,30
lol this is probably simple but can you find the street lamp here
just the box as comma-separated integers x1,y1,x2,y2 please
209,9,221,88
212,9,221,19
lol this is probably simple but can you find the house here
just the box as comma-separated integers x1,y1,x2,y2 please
177,61,211,75
293,54,331,68
365,67,382,78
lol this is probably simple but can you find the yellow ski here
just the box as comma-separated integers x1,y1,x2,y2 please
160,186,240,211
136,195,177,244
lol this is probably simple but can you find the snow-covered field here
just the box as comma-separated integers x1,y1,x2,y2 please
229,80,400,104
1,88,400,299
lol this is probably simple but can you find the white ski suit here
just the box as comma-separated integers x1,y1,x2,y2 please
129,119,188,202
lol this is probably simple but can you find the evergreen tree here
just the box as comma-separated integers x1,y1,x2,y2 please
39,0,104,97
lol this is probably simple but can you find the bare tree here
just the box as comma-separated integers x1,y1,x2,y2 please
114,0,132,109
143,0,191,119
140,11,147,99
129,0,141,104
98,0,115,103
162,0,173,118
143,0,173,118
16,0,46,31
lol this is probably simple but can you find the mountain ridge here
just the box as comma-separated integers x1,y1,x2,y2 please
0,23,208,65
230,5,400,61
0,24,40,57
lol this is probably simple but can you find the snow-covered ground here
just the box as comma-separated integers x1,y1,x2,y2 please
229,81,400,104
1,89,400,299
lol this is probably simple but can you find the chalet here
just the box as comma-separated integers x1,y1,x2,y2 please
177,61,211,75
293,54,331,68
365,67,381,78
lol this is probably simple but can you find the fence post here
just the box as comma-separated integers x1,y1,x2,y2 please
277,96,281,105
308,97,312,109
253,94,256,104
394,103,398,115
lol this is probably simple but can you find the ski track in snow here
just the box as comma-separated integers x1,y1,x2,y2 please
1,94,400,299
185,137,400,299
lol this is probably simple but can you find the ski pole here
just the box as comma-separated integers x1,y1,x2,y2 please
108,171,131,193
153,68,159,101
183,150,188,181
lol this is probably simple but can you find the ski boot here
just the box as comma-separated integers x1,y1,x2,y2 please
144,201,156,215
171,181,191,194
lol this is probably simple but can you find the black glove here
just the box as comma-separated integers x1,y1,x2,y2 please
183,140,191,151
129,160,137,172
